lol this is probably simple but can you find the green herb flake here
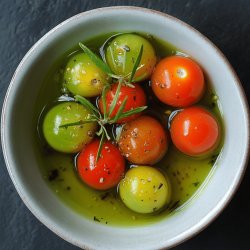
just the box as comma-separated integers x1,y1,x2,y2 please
48,169,59,181
193,182,200,187
169,200,180,212
158,183,163,190
94,216,100,222
100,192,109,200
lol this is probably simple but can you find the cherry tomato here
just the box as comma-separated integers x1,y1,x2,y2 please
98,83,147,123
77,140,125,190
64,53,110,97
105,34,156,81
43,102,97,153
118,116,168,165
151,56,205,107
170,106,220,156
119,166,171,214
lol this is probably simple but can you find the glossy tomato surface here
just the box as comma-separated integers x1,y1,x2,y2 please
99,83,147,123
119,166,171,214
77,140,125,190
151,56,205,107
43,102,97,153
64,52,110,97
105,34,157,81
170,106,220,156
118,116,168,165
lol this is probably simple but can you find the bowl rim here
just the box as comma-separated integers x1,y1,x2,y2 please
1,6,250,250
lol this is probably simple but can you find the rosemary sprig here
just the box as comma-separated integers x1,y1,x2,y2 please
60,42,147,162
80,42,144,87
75,95,100,117
108,79,123,117
96,132,105,162
110,97,128,123
79,43,114,76
60,84,147,162
59,119,97,129
101,84,110,121
117,106,147,120
129,45,143,83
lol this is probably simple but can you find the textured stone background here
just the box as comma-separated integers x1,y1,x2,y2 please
0,0,250,249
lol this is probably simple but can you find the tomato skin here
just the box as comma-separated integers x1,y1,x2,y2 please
118,116,168,165
99,83,147,123
77,140,125,190
42,102,97,153
170,106,220,156
119,166,171,214
151,56,205,107
105,34,156,81
64,53,110,97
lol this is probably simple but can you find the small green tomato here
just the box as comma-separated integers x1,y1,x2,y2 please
64,53,110,97
105,34,157,81
43,102,97,153
119,166,170,214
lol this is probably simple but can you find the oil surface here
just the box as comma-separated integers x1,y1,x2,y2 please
35,32,223,226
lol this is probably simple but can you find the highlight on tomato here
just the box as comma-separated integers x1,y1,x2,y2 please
105,33,157,81
77,140,125,190
118,115,168,165
119,166,171,214
169,106,220,156
151,56,205,107
98,82,147,123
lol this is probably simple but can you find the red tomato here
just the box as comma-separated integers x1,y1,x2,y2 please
118,116,168,165
170,106,220,156
151,56,205,107
99,82,146,123
77,140,125,190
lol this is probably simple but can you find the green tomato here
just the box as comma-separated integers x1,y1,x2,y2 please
64,53,110,97
119,166,170,214
43,102,97,153
105,34,157,81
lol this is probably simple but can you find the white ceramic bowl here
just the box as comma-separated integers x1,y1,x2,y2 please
1,6,249,250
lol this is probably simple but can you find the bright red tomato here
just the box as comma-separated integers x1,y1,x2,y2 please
151,56,205,107
99,83,146,123
170,106,220,156
77,140,125,190
118,115,168,165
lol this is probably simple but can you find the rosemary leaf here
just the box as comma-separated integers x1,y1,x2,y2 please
107,73,122,79
102,125,111,141
110,96,128,123
59,119,96,129
108,80,122,117
101,85,110,120
126,83,135,88
96,126,103,136
118,106,147,119
96,132,105,163
129,45,143,83
79,43,113,75
75,95,100,116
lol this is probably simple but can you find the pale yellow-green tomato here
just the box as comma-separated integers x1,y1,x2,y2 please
119,166,171,214
64,53,110,97
105,34,157,81
43,102,97,153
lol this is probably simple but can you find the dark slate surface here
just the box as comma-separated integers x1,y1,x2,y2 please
0,0,250,249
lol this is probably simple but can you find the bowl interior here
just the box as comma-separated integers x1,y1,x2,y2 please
2,7,249,250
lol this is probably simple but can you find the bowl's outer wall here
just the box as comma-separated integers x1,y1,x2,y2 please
1,5,249,250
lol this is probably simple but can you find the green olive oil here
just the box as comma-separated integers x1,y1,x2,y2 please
35,33,224,226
